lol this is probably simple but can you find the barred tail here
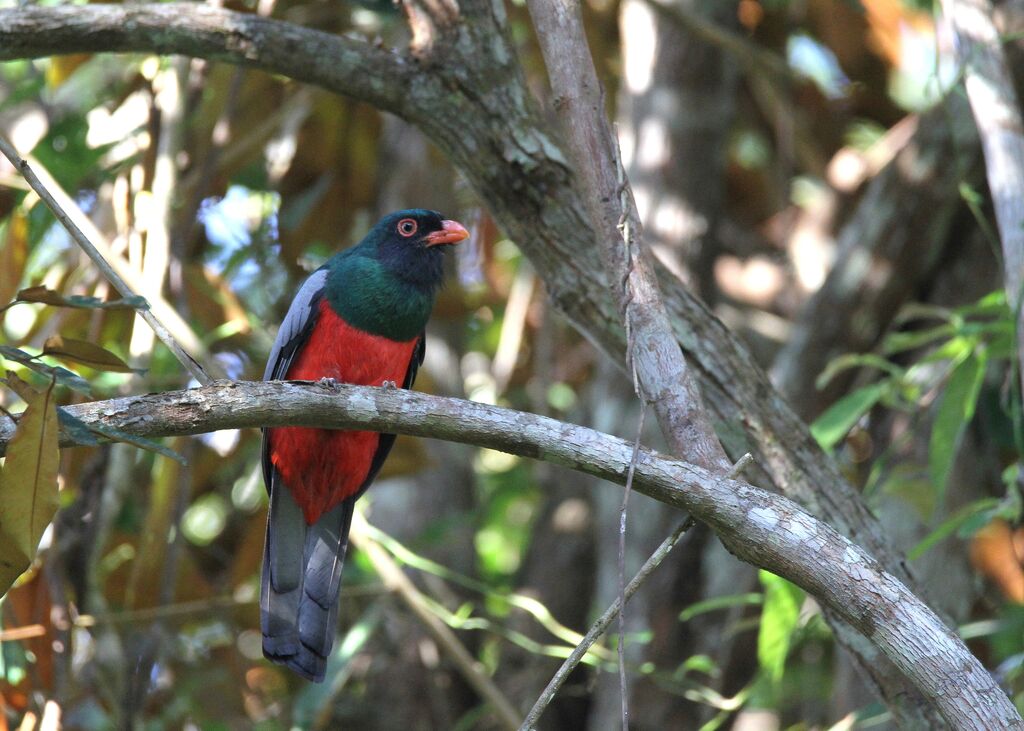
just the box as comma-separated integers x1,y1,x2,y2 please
260,474,353,683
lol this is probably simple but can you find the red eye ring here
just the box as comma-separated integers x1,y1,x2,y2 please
397,218,418,237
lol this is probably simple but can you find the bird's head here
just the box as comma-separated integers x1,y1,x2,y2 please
358,209,469,291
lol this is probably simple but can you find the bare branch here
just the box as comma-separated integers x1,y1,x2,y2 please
526,0,728,475
0,380,1018,728
0,4,411,116
521,454,754,731
0,0,919,601
945,0,1024,397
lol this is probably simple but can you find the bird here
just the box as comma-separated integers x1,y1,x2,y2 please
260,209,468,682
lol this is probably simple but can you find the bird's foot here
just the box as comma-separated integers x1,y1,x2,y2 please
381,380,397,389
318,377,339,389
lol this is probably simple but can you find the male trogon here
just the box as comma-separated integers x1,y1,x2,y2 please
260,209,468,681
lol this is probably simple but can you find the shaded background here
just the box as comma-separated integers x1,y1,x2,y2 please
0,0,1022,729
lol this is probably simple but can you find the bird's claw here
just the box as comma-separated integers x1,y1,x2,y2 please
381,380,397,389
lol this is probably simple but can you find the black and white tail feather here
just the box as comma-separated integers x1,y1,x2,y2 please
259,268,424,682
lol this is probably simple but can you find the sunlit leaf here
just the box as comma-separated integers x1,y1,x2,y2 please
42,335,141,374
810,382,887,450
908,498,1000,561
929,348,987,502
677,654,720,679
182,493,229,545
0,210,28,313
815,353,903,390
757,570,803,684
1,285,148,313
0,379,60,596
882,324,955,355
954,290,1008,318
679,592,763,622
0,347,91,395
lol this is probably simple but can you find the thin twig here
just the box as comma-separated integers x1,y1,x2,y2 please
520,453,753,731
349,512,521,731
617,401,646,729
0,134,213,385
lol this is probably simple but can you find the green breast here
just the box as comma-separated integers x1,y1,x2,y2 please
324,255,434,342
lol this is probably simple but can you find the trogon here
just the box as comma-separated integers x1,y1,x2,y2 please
260,209,468,681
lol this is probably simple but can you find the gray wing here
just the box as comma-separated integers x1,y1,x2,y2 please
262,268,330,382
261,268,329,490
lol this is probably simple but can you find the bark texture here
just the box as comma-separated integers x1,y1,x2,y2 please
0,4,1018,726
0,380,1020,728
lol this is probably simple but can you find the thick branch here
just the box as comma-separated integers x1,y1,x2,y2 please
0,4,412,115
945,0,1024,398
0,380,1018,729
0,0,901,576
1,7,1007,721
526,0,728,474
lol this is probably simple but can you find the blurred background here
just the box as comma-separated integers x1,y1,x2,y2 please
0,0,1022,729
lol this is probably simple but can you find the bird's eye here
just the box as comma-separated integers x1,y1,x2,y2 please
397,218,418,237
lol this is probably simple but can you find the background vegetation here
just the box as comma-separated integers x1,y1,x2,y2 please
0,0,1021,729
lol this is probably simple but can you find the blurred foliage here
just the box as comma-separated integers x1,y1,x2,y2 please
0,0,1020,728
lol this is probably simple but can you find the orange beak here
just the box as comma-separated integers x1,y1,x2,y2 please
424,219,470,246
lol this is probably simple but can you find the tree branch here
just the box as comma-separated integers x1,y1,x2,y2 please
2,6,1014,722
0,380,1018,728
0,4,412,116
525,0,729,475
0,136,216,384
945,0,1024,400
0,2,905,584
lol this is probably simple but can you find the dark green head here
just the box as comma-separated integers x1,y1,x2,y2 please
324,209,468,341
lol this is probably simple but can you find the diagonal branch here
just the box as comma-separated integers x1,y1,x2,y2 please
0,135,214,385
0,1,910,580
525,0,728,474
0,379,1019,728
1,6,1009,721
0,4,412,116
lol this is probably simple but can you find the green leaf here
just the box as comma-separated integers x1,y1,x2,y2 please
1,285,149,313
0,348,91,395
83,420,186,465
881,324,955,355
953,290,1008,318
810,382,887,450
0,379,60,596
893,301,955,325
41,335,141,374
920,335,973,365
929,348,987,502
757,570,803,683
56,409,99,447
815,354,904,391
908,498,1000,561
679,593,763,622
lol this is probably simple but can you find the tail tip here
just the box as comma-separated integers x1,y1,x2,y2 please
262,638,328,683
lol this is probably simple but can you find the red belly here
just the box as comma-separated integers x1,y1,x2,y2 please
268,300,418,524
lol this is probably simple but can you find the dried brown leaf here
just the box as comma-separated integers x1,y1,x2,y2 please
0,379,60,596
42,335,138,374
